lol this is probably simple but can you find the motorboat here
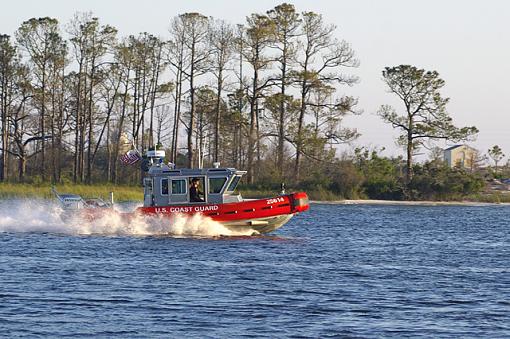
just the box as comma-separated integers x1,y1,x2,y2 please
54,150,309,234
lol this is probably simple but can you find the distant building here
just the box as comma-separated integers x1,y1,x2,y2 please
443,145,477,169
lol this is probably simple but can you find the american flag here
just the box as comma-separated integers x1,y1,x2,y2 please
120,149,141,165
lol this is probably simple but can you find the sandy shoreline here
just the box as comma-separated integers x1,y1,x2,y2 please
311,199,510,206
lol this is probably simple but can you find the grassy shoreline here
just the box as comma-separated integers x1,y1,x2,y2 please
0,183,143,202
0,182,508,205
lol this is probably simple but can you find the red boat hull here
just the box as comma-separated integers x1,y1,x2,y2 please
138,192,308,220
76,192,309,234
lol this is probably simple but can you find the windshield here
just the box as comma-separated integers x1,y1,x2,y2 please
226,175,241,192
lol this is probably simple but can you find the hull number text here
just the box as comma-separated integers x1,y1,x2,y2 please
266,197,285,205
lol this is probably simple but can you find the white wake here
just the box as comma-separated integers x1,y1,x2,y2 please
0,199,254,237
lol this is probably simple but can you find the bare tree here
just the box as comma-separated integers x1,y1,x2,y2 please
242,14,275,183
128,33,165,153
0,35,18,180
67,13,116,182
16,17,66,181
267,3,301,179
111,39,133,183
209,19,234,162
293,11,359,181
168,16,189,163
168,13,210,167
3,62,47,180
182,13,210,167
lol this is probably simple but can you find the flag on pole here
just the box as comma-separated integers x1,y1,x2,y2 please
120,149,141,165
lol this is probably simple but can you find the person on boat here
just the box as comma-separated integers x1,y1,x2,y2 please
189,178,204,202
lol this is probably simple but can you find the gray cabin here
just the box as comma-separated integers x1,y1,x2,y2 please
143,150,246,207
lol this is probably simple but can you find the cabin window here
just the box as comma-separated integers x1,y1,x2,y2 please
161,178,169,195
209,177,227,194
171,179,187,194
227,175,241,192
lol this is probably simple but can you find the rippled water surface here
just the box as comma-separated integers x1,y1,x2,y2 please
1,201,509,337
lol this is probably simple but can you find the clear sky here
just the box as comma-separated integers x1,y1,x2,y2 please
2,0,509,162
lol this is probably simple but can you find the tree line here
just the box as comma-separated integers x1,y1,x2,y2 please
0,4,362,185
0,3,486,200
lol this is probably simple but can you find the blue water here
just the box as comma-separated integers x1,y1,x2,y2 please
1,202,510,337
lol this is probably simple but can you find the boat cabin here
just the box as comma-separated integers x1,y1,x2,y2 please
142,150,246,207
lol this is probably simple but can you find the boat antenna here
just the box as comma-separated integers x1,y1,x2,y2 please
198,145,203,169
